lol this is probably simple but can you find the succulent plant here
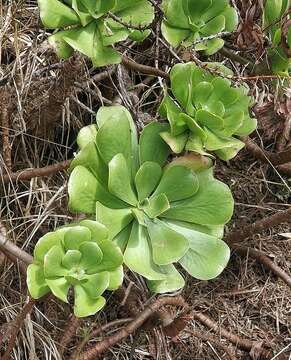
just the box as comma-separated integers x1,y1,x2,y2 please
37,0,154,67
159,62,257,160
68,105,234,293
263,0,290,75
27,220,123,317
161,0,238,55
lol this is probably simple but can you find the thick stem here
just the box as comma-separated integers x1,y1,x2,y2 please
58,315,82,357
121,56,169,79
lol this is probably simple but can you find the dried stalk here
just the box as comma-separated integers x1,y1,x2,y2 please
79,296,187,360
1,159,71,183
58,315,82,357
122,56,169,79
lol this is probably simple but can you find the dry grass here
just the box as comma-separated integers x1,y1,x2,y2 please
1,1,291,359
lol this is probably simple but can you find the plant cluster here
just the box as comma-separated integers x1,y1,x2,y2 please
263,0,290,75
161,0,238,55
68,106,233,293
27,220,123,317
38,0,154,67
159,62,257,160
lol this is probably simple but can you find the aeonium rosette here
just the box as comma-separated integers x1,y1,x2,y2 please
27,220,123,317
159,62,257,161
68,105,234,293
37,0,154,67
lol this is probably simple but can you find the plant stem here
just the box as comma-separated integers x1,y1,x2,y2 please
219,47,255,68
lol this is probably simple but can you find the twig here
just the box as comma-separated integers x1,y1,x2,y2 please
242,136,291,166
219,47,255,69
121,56,169,79
1,297,36,360
0,225,33,265
192,312,274,359
1,159,71,183
231,245,291,288
58,315,82,357
71,318,132,359
108,12,151,31
78,296,188,360
225,207,291,244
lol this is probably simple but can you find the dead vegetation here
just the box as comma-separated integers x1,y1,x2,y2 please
0,0,291,359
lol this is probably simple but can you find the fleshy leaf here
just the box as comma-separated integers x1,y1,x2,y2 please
108,154,137,206
162,169,234,225
146,219,189,265
79,242,103,273
124,222,166,280
44,245,68,278
81,272,110,298
74,285,106,317
147,264,185,293
95,240,123,272
143,194,170,218
135,162,162,201
37,0,80,29
153,165,199,202
62,250,82,269
79,220,109,243
108,266,124,290
46,278,70,303
96,201,133,240
139,122,171,166
34,232,63,263
63,226,91,251
167,221,230,280
27,264,50,299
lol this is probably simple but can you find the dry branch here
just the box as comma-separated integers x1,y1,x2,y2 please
231,245,291,287
0,87,12,171
59,315,82,357
79,296,188,360
122,56,169,79
225,207,291,243
1,159,71,183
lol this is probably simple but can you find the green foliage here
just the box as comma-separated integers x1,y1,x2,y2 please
68,105,234,293
263,0,290,74
37,0,154,67
159,62,257,160
27,221,123,317
161,0,238,54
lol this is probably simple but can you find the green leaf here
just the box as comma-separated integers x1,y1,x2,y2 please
162,170,234,225
211,78,238,106
79,220,109,243
79,242,103,273
146,219,189,265
96,202,133,240
63,226,91,251
192,81,213,105
76,124,98,149
62,250,82,269
159,131,188,154
179,114,206,141
48,31,74,59
196,109,224,132
147,264,185,293
108,154,138,206
27,264,50,299
46,278,70,303
112,223,132,252
44,245,68,278
201,0,228,22
70,142,108,185
161,21,190,47
113,0,154,27
108,266,124,290
167,221,230,280
81,272,110,298
135,162,162,201
153,165,199,202
68,166,126,214
74,285,106,317
34,232,63,263
96,106,138,175
162,0,190,29
263,0,283,28
95,240,123,272
204,128,244,151
139,122,171,166
143,194,170,218
159,95,188,136
72,0,93,26
124,222,166,280
203,38,224,55
37,0,80,29
166,153,213,173
201,15,225,35
222,7,238,31
183,0,212,23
